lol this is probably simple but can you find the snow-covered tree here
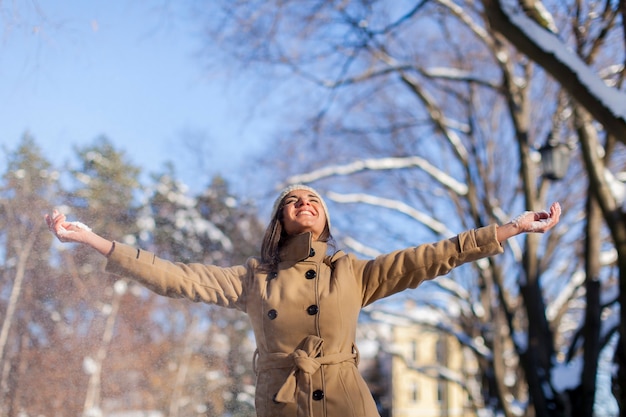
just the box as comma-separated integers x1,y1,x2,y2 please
0,134,62,414
0,136,265,416
136,168,263,416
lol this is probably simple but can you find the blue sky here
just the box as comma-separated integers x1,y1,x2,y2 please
1,1,270,195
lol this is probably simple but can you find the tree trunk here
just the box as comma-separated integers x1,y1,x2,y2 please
575,107,626,413
0,233,36,415
168,315,198,417
571,195,602,417
83,281,124,416
519,275,554,416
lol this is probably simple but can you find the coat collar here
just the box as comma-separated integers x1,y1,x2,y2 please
278,232,328,264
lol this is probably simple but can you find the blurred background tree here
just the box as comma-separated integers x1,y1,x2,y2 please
0,136,263,416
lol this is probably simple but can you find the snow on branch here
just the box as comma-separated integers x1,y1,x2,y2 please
321,65,415,88
341,236,382,258
545,270,585,321
433,276,471,300
420,66,500,91
326,191,454,237
501,0,626,118
604,168,626,207
435,0,490,46
281,156,468,196
486,0,626,139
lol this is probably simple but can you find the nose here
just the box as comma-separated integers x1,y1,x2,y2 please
295,197,311,207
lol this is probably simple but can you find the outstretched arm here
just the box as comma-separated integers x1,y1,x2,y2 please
496,202,561,243
46,202,561,255
45,209,114,256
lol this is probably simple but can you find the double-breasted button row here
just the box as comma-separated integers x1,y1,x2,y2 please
266,305,318,319
269,269,317,280
270,270,318,280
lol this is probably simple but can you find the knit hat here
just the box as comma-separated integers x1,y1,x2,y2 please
271,184,331,231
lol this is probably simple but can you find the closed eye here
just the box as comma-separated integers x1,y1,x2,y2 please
283,197,298,205
283,193,320,206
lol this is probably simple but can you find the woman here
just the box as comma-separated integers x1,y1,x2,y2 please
46,184,561,417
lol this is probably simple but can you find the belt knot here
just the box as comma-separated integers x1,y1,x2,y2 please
274,336,324,404
290,349,321,375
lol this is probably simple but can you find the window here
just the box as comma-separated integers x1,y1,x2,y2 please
436,337,447,364
437,380,445,404
411,379,420,403
410,338,418,363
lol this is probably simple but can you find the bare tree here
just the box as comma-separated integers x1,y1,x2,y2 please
189,1,624,415
481,1,626,414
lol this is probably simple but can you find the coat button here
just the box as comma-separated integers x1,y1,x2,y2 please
307,305,319,315
268,309,278,320
309,248,316,257
305,269,317,279
312,390,324,401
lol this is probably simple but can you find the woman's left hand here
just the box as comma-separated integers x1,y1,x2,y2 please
512,202,561,233
497,202,561,242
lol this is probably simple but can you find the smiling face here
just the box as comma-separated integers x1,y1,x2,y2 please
280,189,328,241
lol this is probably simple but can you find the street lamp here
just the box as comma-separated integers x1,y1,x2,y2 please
539,137,571,181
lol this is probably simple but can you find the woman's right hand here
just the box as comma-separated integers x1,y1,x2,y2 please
45,209,93,244
45,209,91,244
45,209,115,256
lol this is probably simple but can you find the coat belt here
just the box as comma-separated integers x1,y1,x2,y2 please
254,335,358,417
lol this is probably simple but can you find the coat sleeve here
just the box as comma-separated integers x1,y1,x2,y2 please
351,224,503,306
104,242,252,312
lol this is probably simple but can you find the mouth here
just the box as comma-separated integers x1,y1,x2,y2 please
297,209,316,217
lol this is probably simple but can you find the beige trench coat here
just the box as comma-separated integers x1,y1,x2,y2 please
105,224,503,417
